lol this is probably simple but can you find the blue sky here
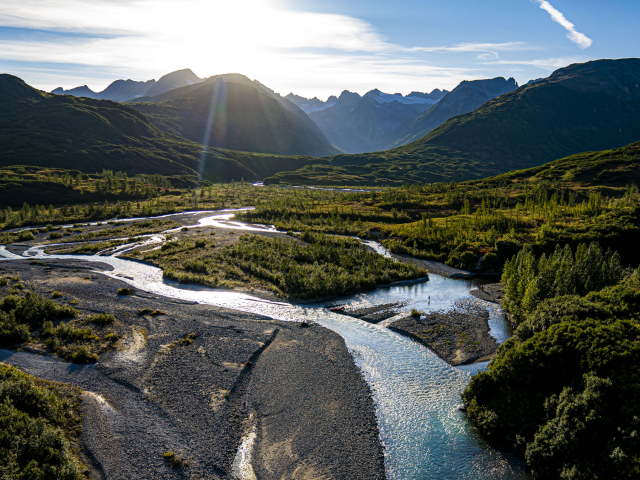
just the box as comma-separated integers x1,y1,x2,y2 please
0,0,637,98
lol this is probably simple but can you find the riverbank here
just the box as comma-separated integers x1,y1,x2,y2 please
388,301,498,366
0,256,385,480
469,283,505,305
390,253,475,278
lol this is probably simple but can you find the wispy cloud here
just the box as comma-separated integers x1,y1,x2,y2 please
533,0,592,49
408,42,531,53
482,55,589,69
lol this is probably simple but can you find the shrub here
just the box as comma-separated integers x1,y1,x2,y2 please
410,308,423,318
0,364,84,479
117,287,133,295
69,346,98,364
3,292,78,329
84,313,116,325
49,231,63,239
52,291,63,298
105,333,119,342
163,451,188,469
18,230,35,241
194,239,206,248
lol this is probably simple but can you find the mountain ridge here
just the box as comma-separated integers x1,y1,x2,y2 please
1,74,327,183
51,69,202,103
264,58,640,185
386,77,518,149
128,78,340,157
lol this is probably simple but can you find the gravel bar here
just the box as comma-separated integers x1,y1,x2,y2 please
0,257,385,480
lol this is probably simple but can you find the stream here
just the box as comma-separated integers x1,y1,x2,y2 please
0,211,528,479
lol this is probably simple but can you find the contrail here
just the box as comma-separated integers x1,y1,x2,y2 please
534,0,592,49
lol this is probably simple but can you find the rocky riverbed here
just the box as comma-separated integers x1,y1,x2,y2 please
0,255,384,480
388,300,498,366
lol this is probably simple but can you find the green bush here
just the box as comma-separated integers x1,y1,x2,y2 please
49,231,64,239
117,287,133,295
0,363,84,479
0,292,77,331
84,313,116,325
463,280,640,479
17,230,35,241
163,451,188,469
69,346,98,364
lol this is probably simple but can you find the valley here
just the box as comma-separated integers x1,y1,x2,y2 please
1,31,640,479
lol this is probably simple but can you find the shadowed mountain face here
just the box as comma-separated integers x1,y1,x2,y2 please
51,69,202,102
285,93,339,114
0,74,326,183
386,77,518,149
265,59,640,186
305,89,448,154
128,78,340,157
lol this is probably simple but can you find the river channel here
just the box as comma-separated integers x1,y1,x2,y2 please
0,211,528,479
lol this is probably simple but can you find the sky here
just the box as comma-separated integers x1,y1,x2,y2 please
0,0,637,99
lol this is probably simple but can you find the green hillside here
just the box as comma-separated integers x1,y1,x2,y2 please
129,79,339,157
485,140,640,189
266,59,640,186
0,75,326,183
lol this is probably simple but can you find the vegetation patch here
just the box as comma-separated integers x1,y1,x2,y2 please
0,363,86,479
0,287,122,364
136,231,424,300
463,242,640,479
162,451,189,469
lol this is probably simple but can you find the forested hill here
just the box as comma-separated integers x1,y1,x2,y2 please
129,79,340,157
265,58,640,186
0,75,327,183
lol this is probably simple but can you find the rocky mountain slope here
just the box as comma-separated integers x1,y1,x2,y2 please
305,89,447,153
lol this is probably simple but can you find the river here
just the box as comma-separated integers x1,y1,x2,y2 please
0,211,528,479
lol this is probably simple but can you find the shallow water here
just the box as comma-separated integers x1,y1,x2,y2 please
0,212,527,479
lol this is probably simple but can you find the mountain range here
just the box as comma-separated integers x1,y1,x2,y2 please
265,59,640,185
0,74,326,183
51,69,203,102
290,89,448,153
386,77,518,149
11,57,640,187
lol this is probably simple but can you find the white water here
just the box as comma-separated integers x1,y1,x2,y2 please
0,212,527,479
